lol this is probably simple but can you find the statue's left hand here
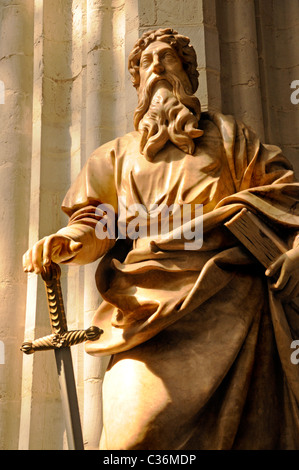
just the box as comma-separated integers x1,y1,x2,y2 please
265,247,299,300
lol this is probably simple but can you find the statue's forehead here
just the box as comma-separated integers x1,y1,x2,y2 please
141,40,174,56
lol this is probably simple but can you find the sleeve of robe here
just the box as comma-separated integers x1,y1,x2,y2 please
58,140,119,265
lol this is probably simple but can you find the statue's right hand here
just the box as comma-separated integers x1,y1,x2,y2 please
23,234,83,274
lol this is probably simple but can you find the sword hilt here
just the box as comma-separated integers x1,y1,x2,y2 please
21,326,103,355
41,262,67,335
21,262,103,354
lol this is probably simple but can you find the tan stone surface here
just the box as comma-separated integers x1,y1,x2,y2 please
0,0,299,451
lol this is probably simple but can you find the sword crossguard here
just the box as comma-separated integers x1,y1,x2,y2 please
21,326,103,355
21,262,103,354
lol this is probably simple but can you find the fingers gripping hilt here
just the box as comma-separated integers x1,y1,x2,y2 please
21,262,103,354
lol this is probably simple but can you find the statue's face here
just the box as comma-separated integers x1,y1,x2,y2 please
138,40,192,95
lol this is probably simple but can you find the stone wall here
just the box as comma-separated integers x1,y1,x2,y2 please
0,0,298,450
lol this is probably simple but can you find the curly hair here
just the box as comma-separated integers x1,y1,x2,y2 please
128,28,199,94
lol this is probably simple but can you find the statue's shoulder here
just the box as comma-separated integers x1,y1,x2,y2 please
199,110,255,145
90,131,141,160
200,110,239,129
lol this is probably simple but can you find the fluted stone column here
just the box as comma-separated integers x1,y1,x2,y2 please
216,0,265,140
254,0,299,173
0,0,34,450
18,0,71,450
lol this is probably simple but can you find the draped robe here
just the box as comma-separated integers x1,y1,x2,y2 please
61,112,299,449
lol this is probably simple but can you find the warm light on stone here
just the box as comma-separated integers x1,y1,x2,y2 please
1,0,299,451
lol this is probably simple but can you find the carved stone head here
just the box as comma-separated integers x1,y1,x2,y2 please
128,28,199,95
128,29,203,161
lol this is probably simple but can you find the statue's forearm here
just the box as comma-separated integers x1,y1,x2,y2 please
57,223,115,265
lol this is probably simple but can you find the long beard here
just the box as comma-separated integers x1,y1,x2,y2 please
134,75,204,161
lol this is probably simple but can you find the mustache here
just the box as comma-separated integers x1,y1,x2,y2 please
134,73,201,131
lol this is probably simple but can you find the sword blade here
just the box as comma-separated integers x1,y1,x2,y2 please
55,347,84,450
41,263,84,450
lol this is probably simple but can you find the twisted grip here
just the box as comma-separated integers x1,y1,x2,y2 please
41,262,68,335
21,262,103,354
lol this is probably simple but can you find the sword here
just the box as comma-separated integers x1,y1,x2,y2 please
21,262,103,450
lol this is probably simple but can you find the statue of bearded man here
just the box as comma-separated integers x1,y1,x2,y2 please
23,28,299,450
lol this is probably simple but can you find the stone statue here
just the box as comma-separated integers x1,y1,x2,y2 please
23,28,299,450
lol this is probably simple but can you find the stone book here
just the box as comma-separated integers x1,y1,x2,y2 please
225,208,288,268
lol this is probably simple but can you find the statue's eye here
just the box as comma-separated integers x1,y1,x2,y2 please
163,52,176,62
140,57,152,68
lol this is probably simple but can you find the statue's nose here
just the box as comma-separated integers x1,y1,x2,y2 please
152,54,164,75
